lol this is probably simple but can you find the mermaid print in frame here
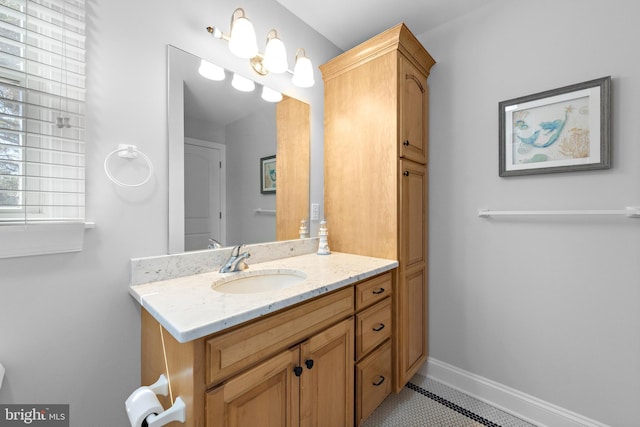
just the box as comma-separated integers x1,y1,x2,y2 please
499,76,611,176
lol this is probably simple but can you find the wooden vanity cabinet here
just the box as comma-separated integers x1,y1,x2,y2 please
206,346,300,427
141,273,396,427
321,23,435,393
206,318,354,427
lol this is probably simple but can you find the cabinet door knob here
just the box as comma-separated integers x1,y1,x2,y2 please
372,323,385,332
403,171,410,176
293,366,303,377
373,376,385,386
403,140,410,146
372,287,385,295
305,359,314,370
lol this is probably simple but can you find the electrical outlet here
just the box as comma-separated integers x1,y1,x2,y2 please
311,203,319,221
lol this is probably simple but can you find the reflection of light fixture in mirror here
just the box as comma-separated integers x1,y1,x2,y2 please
198,59,225,81
206,7,314,87
227,8,258,58
231,73,255,92
261,86,283,103
292,49,315,88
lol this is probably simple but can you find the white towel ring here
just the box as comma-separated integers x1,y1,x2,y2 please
104,144,154,187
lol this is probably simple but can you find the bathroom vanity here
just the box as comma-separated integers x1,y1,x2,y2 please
130,248,397,426
134,21,433,427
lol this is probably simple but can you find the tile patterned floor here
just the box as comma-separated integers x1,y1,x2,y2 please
362,375,537,427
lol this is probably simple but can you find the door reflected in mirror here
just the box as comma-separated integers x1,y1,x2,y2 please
168,45,310,254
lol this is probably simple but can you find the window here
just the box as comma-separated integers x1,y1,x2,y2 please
0,0,86,257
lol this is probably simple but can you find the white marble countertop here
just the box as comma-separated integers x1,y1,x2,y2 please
129,252,398,343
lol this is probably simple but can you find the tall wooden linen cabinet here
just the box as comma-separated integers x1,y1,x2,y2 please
320,23,435,393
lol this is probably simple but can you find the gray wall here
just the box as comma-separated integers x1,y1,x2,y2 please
0,0,340,425
419,0,640,425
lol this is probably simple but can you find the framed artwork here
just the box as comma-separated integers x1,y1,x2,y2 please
260,155,276,194
499,76,611,177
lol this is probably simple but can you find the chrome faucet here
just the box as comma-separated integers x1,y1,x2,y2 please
219,244,251,273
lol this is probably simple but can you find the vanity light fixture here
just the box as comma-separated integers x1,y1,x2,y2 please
206,7,315,87
227,8,258,58
291,48,315,88
198,59,226,81
262,30,287,73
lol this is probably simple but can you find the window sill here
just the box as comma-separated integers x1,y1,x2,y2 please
0,222,92,259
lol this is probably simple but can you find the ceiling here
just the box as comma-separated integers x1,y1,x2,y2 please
274,0,494,51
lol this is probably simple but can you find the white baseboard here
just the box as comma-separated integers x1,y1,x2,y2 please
420,358,609,427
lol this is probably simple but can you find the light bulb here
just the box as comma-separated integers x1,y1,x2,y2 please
228,9,258,59
292,50,314,88
198,59,225,81
231,73,255,92
263,30,288,73
261,86,283,102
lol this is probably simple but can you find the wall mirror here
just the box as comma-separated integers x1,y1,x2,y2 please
168,45,310,254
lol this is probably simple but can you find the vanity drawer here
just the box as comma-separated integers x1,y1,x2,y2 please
356,340,392,426
355,272,392,311
205,287,354,386
355,297,391,360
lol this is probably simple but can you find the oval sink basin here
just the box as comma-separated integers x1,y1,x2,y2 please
212,269,307,294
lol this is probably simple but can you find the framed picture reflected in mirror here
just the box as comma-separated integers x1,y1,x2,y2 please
260,155,276,194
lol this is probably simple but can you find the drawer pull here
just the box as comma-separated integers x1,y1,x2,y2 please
372,323,385,332
373,376,385,386
305,359,314,370
372,287,385,295
293,366,303,377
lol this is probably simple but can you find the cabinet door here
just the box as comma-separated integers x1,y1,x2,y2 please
397,264,427,386
206,348,300,427
399,56,428,164
300,318,354,427
395,159,428,390
400,159,426,268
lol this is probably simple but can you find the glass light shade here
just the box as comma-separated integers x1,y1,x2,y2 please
198,59,225,81
292,53,314,88
228,15,258,59
261,86,283,103
263,35,288,73
231,73,255,92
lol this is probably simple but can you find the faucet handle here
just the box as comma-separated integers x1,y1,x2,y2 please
232,244,244,256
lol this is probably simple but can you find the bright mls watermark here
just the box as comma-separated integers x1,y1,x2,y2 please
0,405,69,426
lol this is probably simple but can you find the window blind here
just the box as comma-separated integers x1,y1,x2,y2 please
0,0,85,225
